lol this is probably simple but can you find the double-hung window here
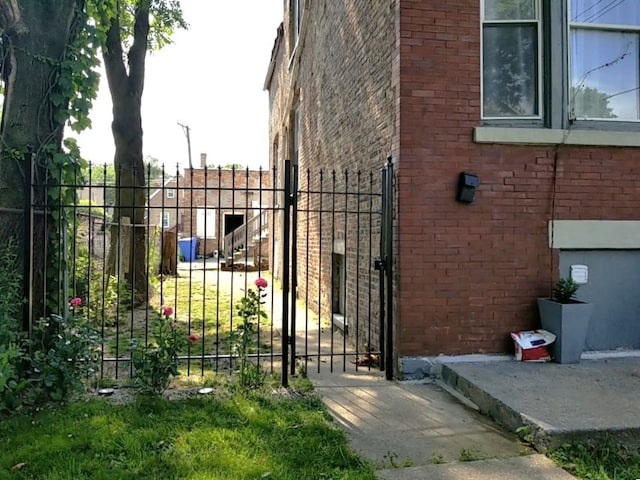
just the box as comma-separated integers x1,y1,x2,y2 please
481,0,541,119
481,0,640,132
570,0,640,121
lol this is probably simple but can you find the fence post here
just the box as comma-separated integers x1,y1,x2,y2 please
377,158,394,379
290,162,299,376
281,160,292,387
384,157,394,380
22,147,34,334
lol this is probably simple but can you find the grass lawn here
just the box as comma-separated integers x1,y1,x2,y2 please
548,441,640,480
102,275,274,361
0,383,374,480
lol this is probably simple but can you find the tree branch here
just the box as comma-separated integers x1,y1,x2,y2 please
128,1,150,96
0,0,25,36
102,3,128,102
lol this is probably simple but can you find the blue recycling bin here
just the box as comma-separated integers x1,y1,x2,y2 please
178,237,198,262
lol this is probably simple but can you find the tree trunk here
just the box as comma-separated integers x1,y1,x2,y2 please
0,0,82,326
110,89,147,305
102,4,150,305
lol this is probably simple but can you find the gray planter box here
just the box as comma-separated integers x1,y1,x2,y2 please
538,298,592,364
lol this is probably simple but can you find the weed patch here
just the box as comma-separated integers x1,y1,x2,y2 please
549,440,640,479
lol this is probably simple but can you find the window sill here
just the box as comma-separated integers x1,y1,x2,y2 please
474,127,640,148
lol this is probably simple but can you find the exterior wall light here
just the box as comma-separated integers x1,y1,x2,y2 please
457,172,479,203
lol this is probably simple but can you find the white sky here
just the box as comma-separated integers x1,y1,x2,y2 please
75,0,283,172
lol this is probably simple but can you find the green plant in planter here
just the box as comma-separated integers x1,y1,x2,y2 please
553,277,580,303
539,276,592,363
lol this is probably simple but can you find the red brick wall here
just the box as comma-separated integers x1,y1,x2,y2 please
267,0,396,351
268,0,640,361
180,168,271,257
396,1,640,356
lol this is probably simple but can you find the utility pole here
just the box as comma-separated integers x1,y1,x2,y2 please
178,122,192,169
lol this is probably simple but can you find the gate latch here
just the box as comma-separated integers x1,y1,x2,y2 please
374,258,386,271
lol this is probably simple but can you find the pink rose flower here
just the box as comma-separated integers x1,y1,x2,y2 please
254,278,268,289
70,297,82,307
188,333,200,343
172,322,179,330
162,306,173,317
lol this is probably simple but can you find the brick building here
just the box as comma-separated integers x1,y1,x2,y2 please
182,154,272,258
266,0,640,376
148,176,182,231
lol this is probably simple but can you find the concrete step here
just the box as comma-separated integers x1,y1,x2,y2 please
439,359,640,451
440,363,526,436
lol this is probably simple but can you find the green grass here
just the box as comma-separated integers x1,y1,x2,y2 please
0,387,374,480
549,440,640,479
102,277,273,359
458,448,490,462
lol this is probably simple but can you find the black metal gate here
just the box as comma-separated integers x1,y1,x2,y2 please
26,157,394,385
279,160,394,385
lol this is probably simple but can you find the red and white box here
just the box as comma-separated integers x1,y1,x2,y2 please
510,330,556,362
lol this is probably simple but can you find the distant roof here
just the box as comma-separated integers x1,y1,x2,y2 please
148,176,179,201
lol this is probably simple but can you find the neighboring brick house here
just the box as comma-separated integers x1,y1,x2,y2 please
148,177,183,231
266,0,640,376
182,154,272,258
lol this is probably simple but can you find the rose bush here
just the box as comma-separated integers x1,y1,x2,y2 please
31,297,101,402
188,332,200,344
129,306,188,395
229,278,269,389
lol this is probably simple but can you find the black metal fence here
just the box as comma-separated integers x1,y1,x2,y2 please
24,158,393,385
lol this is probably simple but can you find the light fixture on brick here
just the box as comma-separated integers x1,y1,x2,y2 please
457,172,479,203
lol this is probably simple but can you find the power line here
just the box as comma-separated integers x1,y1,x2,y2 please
571,40,631,98
572,0,609,22
605,85,640,100
580,0,627,24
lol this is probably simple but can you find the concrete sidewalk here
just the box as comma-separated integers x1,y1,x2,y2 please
308,368,575,479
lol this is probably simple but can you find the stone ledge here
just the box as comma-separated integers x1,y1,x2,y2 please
474,127,640,147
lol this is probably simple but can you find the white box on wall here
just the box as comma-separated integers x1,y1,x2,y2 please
570,264,588,285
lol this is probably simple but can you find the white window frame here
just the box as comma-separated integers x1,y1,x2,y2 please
291,0,302,51
480,0,543,120
568,1,640,122
166,188,175,199
161,211,170,229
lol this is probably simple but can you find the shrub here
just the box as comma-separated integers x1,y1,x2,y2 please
129,306,192,395
30,298,101,402
0,238,24,346
0,240,29,413
73,242,131,326
553,278,580,304
0,343,30,413
229,278,269,389
0,241,101,413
